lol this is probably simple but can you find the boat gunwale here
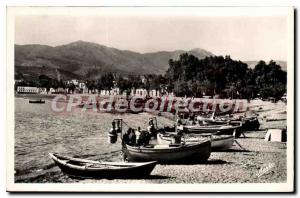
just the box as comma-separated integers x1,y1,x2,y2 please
184,125,239,130
158,133,234,143
125,140,211,153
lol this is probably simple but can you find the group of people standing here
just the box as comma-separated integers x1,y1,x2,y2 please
122,127,150,146
116,117,186,147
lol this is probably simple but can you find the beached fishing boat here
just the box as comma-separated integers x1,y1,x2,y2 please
198,112,260,130
195,113,242,125
199,119,242,126
202,117,259,131
122,140,211,163
49,153,157,179
29,99,45,104
157,133,234,151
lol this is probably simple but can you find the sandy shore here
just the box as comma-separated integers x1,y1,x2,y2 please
14,96,287,183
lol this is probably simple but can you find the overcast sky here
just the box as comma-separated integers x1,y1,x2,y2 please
15,13,288,61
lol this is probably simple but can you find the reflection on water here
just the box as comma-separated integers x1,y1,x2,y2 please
14,98,173,181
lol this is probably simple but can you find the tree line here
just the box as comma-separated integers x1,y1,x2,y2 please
165,54,286,100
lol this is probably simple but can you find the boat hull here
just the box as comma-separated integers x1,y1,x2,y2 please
183,125,239,135
211,135,234,150
123,141,211,163
49,153,157,179
29,100,45,104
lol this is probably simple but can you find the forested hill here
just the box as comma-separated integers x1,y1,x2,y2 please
166,54,287,99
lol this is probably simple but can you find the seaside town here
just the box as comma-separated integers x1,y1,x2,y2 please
15,75,173,98
11,9,291,188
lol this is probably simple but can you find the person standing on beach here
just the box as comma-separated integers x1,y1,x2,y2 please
173,129,183,144
137,130,150,146
147,119,157,137
128,128,137,145
122,128,130,146
135,127,141,143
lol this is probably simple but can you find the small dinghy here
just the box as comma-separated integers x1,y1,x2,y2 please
122,140,211,163
29,99,45,104
157,133,234,151
49,153,157,179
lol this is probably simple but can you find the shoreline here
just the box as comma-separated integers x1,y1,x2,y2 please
14,97,287,183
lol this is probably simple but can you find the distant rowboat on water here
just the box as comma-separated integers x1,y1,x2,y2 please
29,99,45,104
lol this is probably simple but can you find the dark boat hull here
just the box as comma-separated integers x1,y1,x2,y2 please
123,141,211,163
29,100,45,104
49,153,157,179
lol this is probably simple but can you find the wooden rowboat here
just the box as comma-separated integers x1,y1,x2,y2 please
122,140,211,163
157,133,234,151
49,153,157,179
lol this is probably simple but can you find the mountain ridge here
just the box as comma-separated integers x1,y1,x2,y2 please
15,40,215,79
14,40,286,80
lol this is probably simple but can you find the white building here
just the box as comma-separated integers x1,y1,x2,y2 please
100,90,109,95
130,88,174,97
131,88,148,96
38,88,47,94
49,87,66,94
149,89,160,97
100,88,120,96
49,88,56,93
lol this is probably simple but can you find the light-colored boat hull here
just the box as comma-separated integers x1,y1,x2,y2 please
157,134,234,151
123,141,211,163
